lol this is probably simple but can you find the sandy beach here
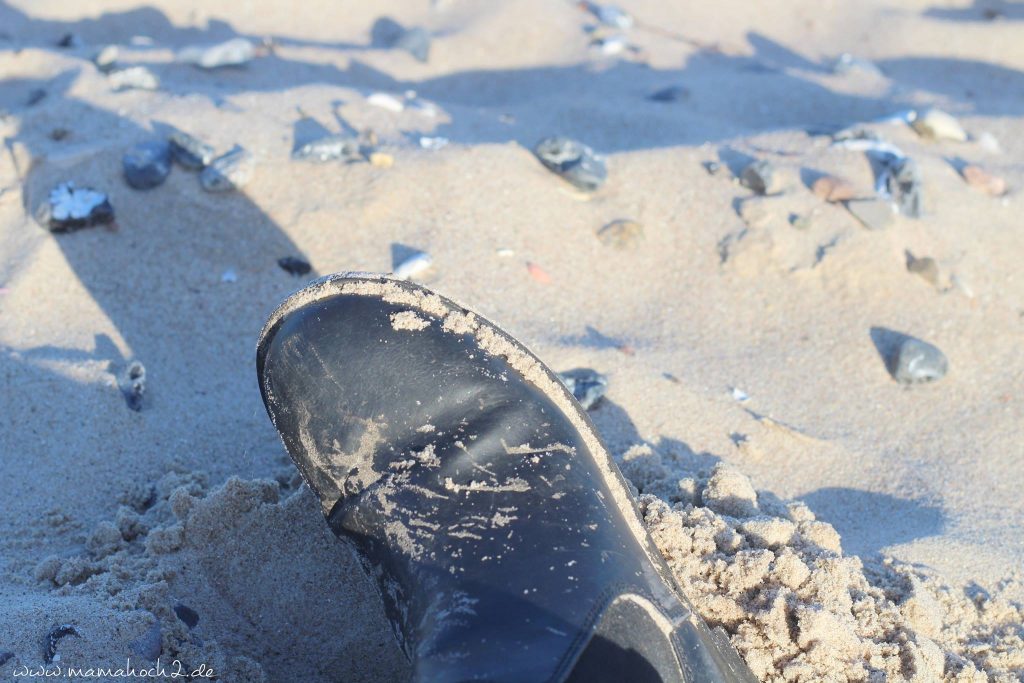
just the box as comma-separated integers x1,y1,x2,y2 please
1,0,1022,680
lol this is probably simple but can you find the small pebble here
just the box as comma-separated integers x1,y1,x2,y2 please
41,182,115,232
221,269,237,283
885,157,922,217
891,337,948,384
812,175,857,202
703,160,723,176
123,140,172,190
394,27,431,62
961,164,1007,196
419,136,449,150
907,255,940,287
178,38,255,69
393,251,432,280
368,92,405,112
977,131,1001,153
832,53,882,77
584,2,634,29
93,45,119,72
534,137,607,191
119,360,146,411
558,369,609,410
526,261,552,284
647,85,690,102
596,219,643,249
173,604,200,629
45,625,80,663
169,131,215,170
277,256,311,276
200,146,254,192
910,108,967,142
369,152,394,168
846,198,894,230
107,66,159,92
739,160,778,195
57,33,81,49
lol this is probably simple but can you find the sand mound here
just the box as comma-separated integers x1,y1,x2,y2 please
619,444,1024,682
4,444,1020,682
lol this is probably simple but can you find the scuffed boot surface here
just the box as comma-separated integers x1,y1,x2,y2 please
257,274,756,683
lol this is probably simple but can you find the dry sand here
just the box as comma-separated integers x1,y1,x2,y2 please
1,0,1023,680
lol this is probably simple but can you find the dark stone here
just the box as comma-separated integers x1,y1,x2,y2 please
40,183,115,232
534,137,607,191
277,256,312,276
123,141,172,190
739,160,776,195
173,604,200,629
558,368,609,410
200,146,254,192
169,131,215,170
648,85,690,102
56,33,80,48
44,625,79,663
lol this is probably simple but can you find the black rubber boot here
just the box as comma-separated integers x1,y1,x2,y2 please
256,273,756,683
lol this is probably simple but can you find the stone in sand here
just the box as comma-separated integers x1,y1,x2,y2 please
93,44,119,72
911,108,967,142
169,131,215,170
558,369,609,410
277,256,311,276
891,337,948,384
907,255,940,286
394,27,431,62
534,137,607,191
173,604,199,629
961,164,1007,196
123,140,172,190
740,160,778,195
596,219,643,249
886,157,922,217
846,198,894,230
200,146,254,192
107,66,159,92
648,85,690,102
393,251,432,280
292,134,360,162
812,174,857,202
119,360,146,411
41,182,115,232
177,38,255,69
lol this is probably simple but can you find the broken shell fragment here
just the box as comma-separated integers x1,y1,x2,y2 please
292,135,360,162
393,251,432,280
596,219,644,249
910,108,967,142
177,38,255,69
169,131,215,170
107,66,159,92
534,136,607,191
558,368,609,410
40,182,115,232
200,146,254,192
